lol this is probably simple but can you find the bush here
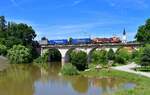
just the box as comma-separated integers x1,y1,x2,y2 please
115,55,125,64
140,44,150,67
115,48,131,64
70,51,88,71
0,44,7,56
7,45,31,64
135,66,150,72
132,50,140,64
107,48,115,60
34,51,49,64
91,49,108,65
61,64,79,76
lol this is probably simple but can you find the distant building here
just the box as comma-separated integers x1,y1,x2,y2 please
122,29,127,44
39,37,48,45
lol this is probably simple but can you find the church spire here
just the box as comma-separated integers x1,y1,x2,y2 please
123,28,126,35
122,28,127,44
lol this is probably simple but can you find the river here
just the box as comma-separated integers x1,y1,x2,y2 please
0,62,135,95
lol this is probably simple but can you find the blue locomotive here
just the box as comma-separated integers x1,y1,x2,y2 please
48,38,91,45
71,38,91,45
48,39,68,45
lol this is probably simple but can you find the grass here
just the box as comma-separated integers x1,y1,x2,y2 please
134,66,150,72
80,64,150,95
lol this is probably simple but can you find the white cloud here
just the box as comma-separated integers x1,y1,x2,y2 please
10,0,19,7
106,0,148,9
6,18,136,41
72,0,83,6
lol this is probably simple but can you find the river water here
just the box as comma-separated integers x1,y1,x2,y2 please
0,62,135,95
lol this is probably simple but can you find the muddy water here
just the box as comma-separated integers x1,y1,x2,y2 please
0,62,135,95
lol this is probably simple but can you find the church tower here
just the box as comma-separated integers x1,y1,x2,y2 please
122,28,127,43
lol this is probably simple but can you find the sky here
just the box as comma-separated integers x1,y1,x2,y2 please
0,0,150,41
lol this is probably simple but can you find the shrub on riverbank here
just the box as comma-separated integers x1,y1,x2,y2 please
140,44,150,67
115,48,131,64
70,51,88,71
61,64,79,76
91,49,108,65
7,45,31,64
0,44,7,56
107,48,115,61
34,51,49,64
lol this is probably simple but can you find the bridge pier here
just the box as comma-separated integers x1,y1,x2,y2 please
58,48,69,64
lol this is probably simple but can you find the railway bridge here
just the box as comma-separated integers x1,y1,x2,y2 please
40,43,142,64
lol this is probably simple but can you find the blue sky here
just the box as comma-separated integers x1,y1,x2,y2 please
0,0,150,41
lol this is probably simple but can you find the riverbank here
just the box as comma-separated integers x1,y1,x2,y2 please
112,63,150,78
0,56,9,71
81,66,150,95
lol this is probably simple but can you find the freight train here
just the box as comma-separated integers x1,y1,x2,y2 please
47,37,121,45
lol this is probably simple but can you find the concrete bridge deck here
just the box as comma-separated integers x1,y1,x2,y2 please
41,43,143,48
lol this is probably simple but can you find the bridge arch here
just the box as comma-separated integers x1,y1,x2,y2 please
64,48,76,63
87,46,99,63
47,48,62,62
87,46,118,63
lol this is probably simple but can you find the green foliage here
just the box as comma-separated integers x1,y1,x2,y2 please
135,66,150,72
70,51,88,71
0,16,6,31
6,22,36,48
140,44,150,67
91,49,108,65
135,18,150,43
68,37,73,44
0,44,7,56
132,49,142,64
7,45,31,64
48,49,61,62
5,36,23,48
33,51,49,70
107,48,115,60
0,16,39,62
115,48,131,64
61,64,79,76
115,55,125,64
34,50,49,64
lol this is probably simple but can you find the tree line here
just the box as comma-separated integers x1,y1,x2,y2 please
0,15,150,65
0,16,39,63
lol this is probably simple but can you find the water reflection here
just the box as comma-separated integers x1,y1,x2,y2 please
0,62,135,95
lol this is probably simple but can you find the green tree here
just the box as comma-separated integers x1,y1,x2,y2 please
115,48,131,64
6,22,38,60
48,49,61,62
7,22,36,46
0,16,6,31
5,36,23,48
107,48,115,60
68,37,73,44
61,64,79,76
140,44,150,67
92,49,108,65
0,44,7,56
135,18,150,43
131,49,143,64
70,51,88,71
7,45,31,64
34,50,49,64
